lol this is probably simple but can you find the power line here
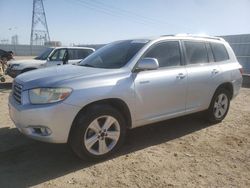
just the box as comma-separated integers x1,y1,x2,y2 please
65,0,163,32
72,0,191,31
76,0,160,26
90,0,191,30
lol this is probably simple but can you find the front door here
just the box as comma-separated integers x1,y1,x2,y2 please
134,41,187,122
46,48,67,67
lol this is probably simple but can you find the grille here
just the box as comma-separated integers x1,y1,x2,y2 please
13,82,22,104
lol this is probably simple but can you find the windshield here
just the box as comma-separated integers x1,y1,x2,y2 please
35,48,54,60
79,40,149,69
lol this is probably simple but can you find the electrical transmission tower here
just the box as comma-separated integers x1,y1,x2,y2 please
30,0,50,45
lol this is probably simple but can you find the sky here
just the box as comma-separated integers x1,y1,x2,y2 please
0,0,250,45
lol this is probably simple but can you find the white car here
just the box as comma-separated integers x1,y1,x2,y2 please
6,47,95,78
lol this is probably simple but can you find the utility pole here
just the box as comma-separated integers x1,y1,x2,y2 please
30,0,50,46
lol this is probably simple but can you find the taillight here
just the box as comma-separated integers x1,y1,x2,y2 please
239,68,243,75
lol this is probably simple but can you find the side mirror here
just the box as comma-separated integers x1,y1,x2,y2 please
136,58,159,71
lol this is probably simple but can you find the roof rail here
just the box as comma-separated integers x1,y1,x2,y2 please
160,34,175,37
174,33,225,41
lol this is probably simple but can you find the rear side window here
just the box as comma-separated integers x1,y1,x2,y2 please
210,43,229,62
184,41,209,64
144,41,181,68
68,49,93,60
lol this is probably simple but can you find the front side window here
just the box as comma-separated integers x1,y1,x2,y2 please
50,49,66,61
80,40,148,69
144,41,181,68
184,41,209,64
210,42,229,62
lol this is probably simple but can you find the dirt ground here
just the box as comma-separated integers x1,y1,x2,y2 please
0,73,250,187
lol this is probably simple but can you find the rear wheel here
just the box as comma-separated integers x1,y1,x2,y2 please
207,88,230,123
69,105,126,161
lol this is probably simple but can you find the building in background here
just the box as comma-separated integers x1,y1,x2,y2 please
221,34,250,75
11,35,19,45
44,41,62,47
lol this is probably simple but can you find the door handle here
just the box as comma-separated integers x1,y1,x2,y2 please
176,73,186,79
212,69,219,74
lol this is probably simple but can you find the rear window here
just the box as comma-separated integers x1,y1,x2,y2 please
184,41,209,64
210,42,229,62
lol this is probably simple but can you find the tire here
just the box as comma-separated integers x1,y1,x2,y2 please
207,88,230,123
69,104,126,161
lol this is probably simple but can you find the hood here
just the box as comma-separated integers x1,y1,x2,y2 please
15,65,126,90
9,59,46,65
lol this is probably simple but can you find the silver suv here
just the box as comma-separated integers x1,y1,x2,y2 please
9,35,243,160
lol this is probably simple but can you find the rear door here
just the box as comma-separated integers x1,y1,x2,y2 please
68,49,94,65
183,40,221,111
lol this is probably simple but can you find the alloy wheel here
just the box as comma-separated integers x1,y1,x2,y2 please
84,115,120,155
213,93,228,119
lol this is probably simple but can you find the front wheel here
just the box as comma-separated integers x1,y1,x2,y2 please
69,105,126,161
207,88,230,123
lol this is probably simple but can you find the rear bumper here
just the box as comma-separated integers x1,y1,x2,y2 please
8,95,81,143
232,76,243,99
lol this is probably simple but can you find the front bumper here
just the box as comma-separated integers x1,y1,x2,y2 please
6,67,22,78
8,95,81,143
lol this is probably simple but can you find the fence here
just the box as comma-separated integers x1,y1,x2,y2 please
221,34,250,75
0,44,105,56
0,44,47,56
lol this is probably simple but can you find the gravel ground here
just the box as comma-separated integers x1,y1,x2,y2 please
0,74,250,188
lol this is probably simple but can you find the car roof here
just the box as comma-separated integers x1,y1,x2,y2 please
130,34,226,44
52,46,95,50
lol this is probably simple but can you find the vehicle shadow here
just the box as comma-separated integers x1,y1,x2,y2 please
0,113,213,187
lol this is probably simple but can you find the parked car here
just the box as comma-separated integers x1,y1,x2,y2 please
9,35,242,160
6,47,95,78
0,49,14,61
0,50,14,81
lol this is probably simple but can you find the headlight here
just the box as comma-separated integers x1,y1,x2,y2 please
29,87,72,104
11,64,20,69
